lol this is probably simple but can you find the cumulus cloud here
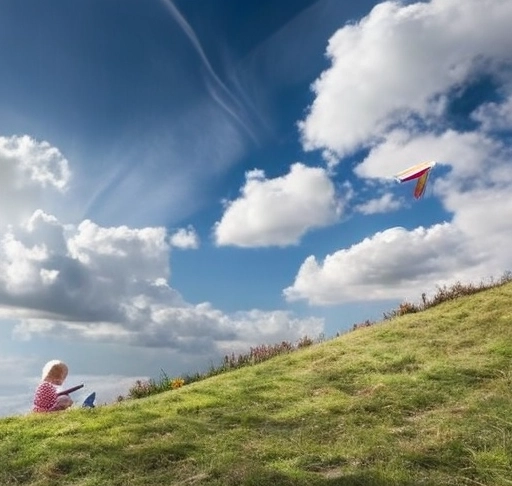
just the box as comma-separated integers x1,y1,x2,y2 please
299,0,512,161
12,299,323,353
169,225,200,249
0,135,70,228
354,129,506,184
0,215,177,321
216,310,324,355
285,0,512,306
0,132,322,360
285,223,481,305
286,164,512,308
214,163,342,247
0,210,322,351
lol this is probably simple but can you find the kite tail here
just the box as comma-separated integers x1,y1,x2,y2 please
413,169,431,199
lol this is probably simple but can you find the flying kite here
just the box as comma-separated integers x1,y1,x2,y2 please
394,161,436,199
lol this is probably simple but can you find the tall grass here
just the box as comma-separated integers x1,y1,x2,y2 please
126,336,316,399
382,272,512,319
127,273,512,401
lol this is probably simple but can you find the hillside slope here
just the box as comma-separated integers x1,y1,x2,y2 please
1,283,512,486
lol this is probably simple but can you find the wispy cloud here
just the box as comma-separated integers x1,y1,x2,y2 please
78,101,248,228
355,193,401,215
159,0,258,142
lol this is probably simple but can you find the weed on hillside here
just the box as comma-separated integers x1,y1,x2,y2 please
126,274,511,401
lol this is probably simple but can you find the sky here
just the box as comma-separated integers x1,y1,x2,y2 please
1,0,512,417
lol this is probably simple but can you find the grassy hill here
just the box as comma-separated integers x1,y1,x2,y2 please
1,283,512,486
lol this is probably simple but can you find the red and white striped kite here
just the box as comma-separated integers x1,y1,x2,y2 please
394,161,436,199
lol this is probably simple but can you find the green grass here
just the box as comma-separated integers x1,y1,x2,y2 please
2,283,512,485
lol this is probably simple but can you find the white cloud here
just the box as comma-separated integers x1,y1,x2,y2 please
0,210,322,352
67,219,170,278
0,132,323,356
299,0,512,161
169,225,199,249
285,159,512,305
214,163,342,247
444,186,512,245
354,129,505,183
0,135,70,190
216,310,324,355
285,0,512,306
0,216,177,321
0,135,70,228
12,301,323,353
472,95,512,132
284,224,465,304
355,193,401,215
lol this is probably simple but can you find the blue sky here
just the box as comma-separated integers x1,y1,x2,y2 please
1,0,512,416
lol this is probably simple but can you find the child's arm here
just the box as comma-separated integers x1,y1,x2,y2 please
57,383,84,396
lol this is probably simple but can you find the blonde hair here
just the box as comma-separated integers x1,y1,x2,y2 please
41,360,68,382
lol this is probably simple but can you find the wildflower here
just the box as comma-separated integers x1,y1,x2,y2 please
171,378,185,389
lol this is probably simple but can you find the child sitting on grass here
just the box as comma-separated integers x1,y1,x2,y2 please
33,360,74,413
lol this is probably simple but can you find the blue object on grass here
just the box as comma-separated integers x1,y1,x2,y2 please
82,392,96,408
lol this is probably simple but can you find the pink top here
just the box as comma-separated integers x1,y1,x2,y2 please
33,381,59,412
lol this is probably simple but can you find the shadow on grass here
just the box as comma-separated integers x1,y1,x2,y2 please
315,473,438,486
214,468,437,486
